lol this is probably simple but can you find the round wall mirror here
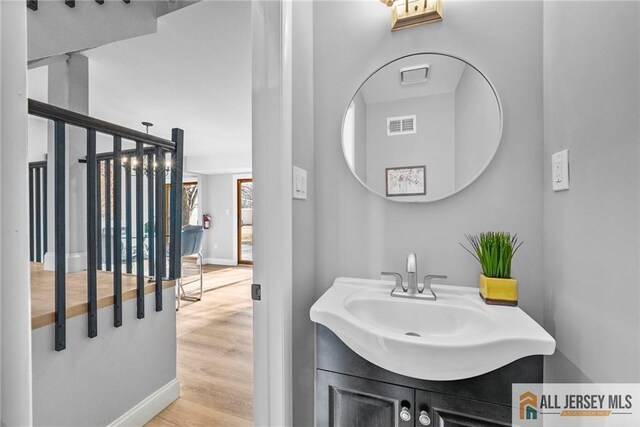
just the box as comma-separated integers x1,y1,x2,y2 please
341,53,503,202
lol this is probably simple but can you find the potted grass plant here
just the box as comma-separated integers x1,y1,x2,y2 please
461,232,523,306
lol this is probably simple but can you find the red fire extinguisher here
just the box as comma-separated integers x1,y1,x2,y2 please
203,214,212,230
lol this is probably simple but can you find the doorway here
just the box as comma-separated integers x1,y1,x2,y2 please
237,178,253,265
7,0,294,425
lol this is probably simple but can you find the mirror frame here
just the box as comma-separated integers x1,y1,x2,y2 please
341,52,504,203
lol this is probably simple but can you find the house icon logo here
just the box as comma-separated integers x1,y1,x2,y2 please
520,391,538,420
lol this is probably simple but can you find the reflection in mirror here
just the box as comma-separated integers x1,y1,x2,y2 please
342,53,502,203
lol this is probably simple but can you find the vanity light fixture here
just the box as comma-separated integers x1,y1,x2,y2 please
380,0,443,31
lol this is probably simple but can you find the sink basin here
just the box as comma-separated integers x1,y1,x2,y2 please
310,277,556,381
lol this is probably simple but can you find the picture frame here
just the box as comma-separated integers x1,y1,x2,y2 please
385,166,426,197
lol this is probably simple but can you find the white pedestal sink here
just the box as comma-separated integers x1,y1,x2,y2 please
310,277,555,381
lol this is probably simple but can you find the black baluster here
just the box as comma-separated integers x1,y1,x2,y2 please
125,159,133,274
35,167,42,262
43,165,48,256
169,129,184,281
136,142,145,319
54,120,66,351
147,153,155,277
29,167,34,262
113,137,123,327
97,161,102,270
155,148,165,311
86,129,98,338
105,160,112,271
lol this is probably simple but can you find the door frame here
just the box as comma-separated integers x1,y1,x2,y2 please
236,178,253,265
251,0,294,425
0,1,295,425
0,2,34,424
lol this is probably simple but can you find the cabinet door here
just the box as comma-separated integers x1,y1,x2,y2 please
416,390,511,427
317,370,415,427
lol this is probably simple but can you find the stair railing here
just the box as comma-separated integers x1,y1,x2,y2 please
28,98,184,351
28,160,48,263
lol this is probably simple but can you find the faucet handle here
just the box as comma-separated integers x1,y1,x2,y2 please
381,272,407,292
422,274,447,290
420,275,447,293
423,274,447,284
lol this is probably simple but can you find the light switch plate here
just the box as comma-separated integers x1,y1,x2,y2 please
552,149,570,191
293,166,307,200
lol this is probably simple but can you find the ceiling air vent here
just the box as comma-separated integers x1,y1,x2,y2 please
387,115,417,136
400,64,430,85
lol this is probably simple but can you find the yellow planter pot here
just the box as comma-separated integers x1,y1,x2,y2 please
479,274,518,306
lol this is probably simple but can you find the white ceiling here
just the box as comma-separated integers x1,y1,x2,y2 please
83,0,252,175
361,54,466,105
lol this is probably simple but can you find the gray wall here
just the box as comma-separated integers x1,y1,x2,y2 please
364,94,455,200
353,92,368,181
313,0,543,317
292,1,316,426
32,287,177,426
297,0,544,424
454,66,501,189
542,1,640,382
199,173,250,263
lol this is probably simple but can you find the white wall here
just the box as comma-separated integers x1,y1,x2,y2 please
542,1,640,382
1,1,34,424
364,94,455,200
27,66,48,162
32,287,177,426
85,0,253,176
454,66,501,189
27,0,158,62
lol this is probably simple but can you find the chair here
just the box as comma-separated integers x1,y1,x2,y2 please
177,225,204,304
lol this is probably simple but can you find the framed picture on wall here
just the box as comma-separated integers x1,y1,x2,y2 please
385,166,426,197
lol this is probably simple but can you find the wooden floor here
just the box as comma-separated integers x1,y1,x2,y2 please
147,263,254,427
30,262,174,329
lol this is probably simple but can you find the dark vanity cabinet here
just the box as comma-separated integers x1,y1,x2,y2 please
315,325,543,427
317,371,415,427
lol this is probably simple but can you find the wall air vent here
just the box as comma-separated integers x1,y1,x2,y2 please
387,115,417,136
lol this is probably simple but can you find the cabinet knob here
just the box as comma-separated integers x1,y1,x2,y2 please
399,406,411,422
419,410,431,426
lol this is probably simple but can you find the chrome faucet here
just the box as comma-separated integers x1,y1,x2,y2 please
381,253,447,301
406,252,418,294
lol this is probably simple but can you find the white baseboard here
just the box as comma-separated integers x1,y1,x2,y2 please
109,379,180,427
203,257,236,266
